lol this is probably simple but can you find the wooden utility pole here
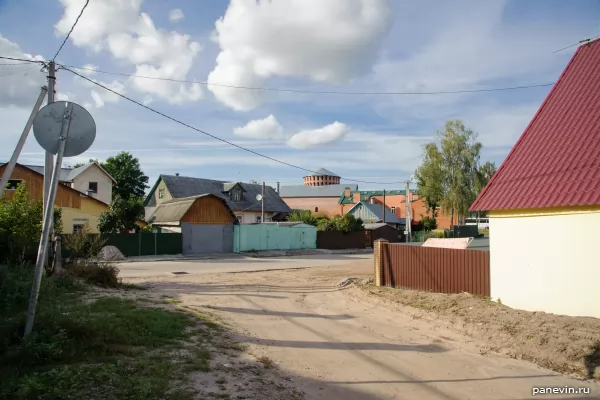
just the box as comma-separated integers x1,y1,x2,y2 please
405,181,412,242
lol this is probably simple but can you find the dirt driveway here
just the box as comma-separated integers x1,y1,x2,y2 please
128,259,599,400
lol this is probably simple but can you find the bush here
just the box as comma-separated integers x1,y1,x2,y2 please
286,209,328,226
0,184,62,265
63,263,120,288
62,226,107,261
421,215,438,231
318,214,364,233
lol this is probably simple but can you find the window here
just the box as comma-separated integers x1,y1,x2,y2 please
5,179,22,190
236,215,243,223
255,215,262,223
232,189,242,202
158,188,164,199
73,224,85,234
88,182,98,193
391,206,396,215
314,207,319,212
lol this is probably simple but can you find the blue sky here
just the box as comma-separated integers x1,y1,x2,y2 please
1,0,599,191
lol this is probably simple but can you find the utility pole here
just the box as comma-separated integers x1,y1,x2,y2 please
43,61,56,267
261,182,265,223
405,180,412,243
382,189,386,224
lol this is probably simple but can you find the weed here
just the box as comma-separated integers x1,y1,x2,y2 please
164,298,183,304
63,262,121,288
256,356,275,369
185,348,211,372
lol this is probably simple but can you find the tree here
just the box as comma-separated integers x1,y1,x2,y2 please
71,158,99,169
415,120,483,226
317,214,364,233
0,183,62,264
475,161,497,194
98,196,144,234
102,152,149,200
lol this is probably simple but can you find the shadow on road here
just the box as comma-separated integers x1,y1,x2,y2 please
206,305,354,320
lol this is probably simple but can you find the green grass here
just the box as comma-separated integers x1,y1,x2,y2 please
185,348,212,372
0,266,202,400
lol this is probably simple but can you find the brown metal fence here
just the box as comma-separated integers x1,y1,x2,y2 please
380,242,490,296
317,231,367,250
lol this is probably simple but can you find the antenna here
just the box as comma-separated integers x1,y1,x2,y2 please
25,101,96,336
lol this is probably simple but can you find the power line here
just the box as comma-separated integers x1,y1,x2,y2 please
61,63,555,96
63,67,407,185
52,0,90,61
553,35,600,53
0,56,44,64
0,62,33,66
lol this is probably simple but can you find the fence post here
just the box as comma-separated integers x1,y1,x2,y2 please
373,239,388,287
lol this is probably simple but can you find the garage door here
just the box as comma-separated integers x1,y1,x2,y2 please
182,223,234,254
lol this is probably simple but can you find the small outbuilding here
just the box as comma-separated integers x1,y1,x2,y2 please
149,194,237,254
364,223,402,247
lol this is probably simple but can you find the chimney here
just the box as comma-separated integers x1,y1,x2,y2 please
370,197,375,204
344,187,351,197
276,181,280,194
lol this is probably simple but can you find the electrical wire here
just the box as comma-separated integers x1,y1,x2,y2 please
64,67,408,185
0,56,44,64
553,35,600,53
0,62,33,66
61,63,555,96
52,0,90,61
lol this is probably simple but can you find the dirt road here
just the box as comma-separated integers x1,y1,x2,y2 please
129,258,599,400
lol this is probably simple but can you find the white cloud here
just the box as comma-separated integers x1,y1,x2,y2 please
233,115,283,139
208,0,391,110
55,0,202,104
0,35,46,108
169,9,184,22
73,74,126,108
287,121,349,149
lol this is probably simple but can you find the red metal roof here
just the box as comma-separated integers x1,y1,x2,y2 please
471,39,600,211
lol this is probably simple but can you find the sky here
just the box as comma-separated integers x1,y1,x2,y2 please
0,0,599,192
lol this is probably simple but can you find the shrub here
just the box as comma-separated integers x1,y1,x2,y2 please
0,183,62,265
63,263,120,288
318,214,364,233
421,215,438,231
62,226,107,261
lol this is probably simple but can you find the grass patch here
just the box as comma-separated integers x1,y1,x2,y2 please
256,356,274,369
0,266,198,399
185,348,211,372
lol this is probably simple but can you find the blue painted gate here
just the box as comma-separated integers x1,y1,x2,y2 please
233,223,317,253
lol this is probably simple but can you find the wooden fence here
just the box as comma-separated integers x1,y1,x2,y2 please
317,231,367,250
375,240,490,296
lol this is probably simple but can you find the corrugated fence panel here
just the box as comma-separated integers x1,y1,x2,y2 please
233,224,317,252
156,233,182,255
382,244,490,296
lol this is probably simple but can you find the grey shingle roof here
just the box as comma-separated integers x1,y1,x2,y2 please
306,168,338,177
159,175,291,214
350,202,406,225
279,183,358,198
364,223,399,230
22,164,73,181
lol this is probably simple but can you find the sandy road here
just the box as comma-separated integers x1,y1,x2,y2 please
130,259,599,400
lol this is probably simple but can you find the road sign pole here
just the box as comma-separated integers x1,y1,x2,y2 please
44,62,56,267
25,103,73,336
0,86,47,199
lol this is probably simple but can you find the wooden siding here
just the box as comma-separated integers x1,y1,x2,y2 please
181,196,235,224
0,164,81,209
380,243,490,296
349,203,379,223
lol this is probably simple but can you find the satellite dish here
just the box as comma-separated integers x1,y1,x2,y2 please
256,194,263,201
33,101,96,157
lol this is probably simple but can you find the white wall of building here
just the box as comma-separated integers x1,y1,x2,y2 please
490,209,600,318
72,164,113,205
234,211,276,224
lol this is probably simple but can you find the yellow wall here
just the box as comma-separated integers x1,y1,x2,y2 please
155,180,173,206
61,197,109,234
489,204,600,318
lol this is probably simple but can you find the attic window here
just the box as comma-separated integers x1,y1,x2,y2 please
88,182,98,193
231,188,243,202
5,179,22,190
158,188,165,199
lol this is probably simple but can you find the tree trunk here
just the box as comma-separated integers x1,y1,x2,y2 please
450,209,455,228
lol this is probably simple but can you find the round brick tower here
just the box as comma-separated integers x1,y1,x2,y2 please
303,168,340,186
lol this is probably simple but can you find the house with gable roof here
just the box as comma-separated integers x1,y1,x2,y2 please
144,174,291,224
470,38,600,318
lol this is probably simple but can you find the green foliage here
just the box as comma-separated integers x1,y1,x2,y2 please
475,160,497,194
318,213,364,233
0,184,62,265
0,267,195,399
62,226,107,260
98,195,144,234
139,224,152,233
420,215,438,231
415,120,488,224
286,209,319,226
102,152,149,200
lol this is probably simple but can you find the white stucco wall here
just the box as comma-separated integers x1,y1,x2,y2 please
72,164,113,205
234,211,276,224
490,208,600,318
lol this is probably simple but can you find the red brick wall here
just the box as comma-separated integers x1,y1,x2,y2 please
281,197,349,217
